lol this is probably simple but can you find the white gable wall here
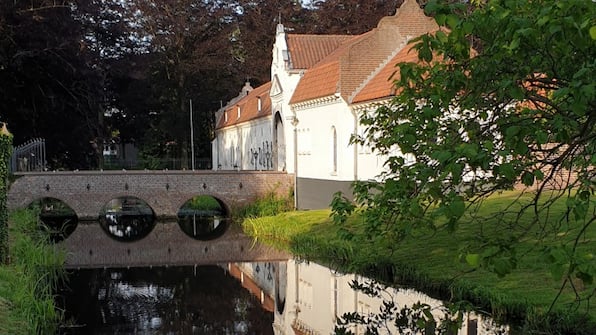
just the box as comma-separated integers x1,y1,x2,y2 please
270,24,303,174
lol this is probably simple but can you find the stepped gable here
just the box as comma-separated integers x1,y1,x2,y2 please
290,0,438,105
377,0,438,38
286,34,353,70
216,82,272,129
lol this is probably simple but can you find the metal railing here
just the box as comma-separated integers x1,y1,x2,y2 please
11,138,46,172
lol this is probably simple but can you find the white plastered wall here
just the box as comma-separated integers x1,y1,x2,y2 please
213,116,273,170
293,98,357,181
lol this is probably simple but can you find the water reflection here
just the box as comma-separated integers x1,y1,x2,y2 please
59,261,508,335
177,196,229,240
177,212,230,241
239,260,507,335
57,266,274,335
28,197,78,242
99,196,156,241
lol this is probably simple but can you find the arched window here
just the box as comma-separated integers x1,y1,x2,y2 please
331,126,337,174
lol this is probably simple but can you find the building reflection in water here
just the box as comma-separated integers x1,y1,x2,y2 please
234,260,509,335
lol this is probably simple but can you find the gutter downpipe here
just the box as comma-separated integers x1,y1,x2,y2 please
351,107,359,182
291,114,299,210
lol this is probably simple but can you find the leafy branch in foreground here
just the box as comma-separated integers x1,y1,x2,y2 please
335,279,508,335
333,0,595,318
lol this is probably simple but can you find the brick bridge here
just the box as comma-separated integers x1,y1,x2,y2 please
8,170,294,220
7,170,293,268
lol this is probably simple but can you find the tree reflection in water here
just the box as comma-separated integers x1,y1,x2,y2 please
57,266,274,335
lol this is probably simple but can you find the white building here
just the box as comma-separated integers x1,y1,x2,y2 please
212,0,438,209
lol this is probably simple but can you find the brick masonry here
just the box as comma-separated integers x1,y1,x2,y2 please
8,170,294,220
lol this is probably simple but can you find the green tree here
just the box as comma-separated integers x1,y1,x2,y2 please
0,1,105,170
309,0,400,34
336,0,595,312
131,0,238,169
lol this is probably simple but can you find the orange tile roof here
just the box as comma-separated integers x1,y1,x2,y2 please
289,0,438,106
286,34,353,69
289,33,371,104
351,44,419,103
216,82,272,129
289,61,340,103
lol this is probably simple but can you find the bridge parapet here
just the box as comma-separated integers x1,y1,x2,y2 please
8,170,294,220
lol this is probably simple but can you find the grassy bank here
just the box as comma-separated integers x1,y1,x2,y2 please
241,191,595,334
0,209,65,334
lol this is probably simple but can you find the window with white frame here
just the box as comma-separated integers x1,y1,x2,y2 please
331,126,337,174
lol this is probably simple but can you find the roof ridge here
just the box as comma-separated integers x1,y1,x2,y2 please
287,33,353,38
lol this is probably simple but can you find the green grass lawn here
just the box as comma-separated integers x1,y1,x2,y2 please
0,210,65,335
241,190,595,334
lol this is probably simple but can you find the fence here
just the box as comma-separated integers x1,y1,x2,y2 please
11,138,46,172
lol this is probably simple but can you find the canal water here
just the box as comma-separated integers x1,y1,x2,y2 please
38,195,507,334
56,259,508,335
56,265,275,334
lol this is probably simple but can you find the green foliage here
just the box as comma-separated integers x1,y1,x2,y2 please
0,209,65,334
233,188,294,220
0,125,12,264
341,0,596,310
182,195,222,211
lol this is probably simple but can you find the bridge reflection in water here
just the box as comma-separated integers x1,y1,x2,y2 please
27,196,288,268
58,260,509,335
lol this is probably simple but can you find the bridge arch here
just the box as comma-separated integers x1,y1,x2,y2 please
99,196,157,242
176,194,231,241
29,196,79,242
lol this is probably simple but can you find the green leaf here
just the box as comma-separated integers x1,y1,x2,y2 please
465,253,480,267
572,201,588,221
435,30,448,43
448,196,465,219
550,263,565,281
445,14,460,29
431,150,452,163
521,171,534,186
493,258,512,277
435,14,446,26
505,125,520,137
536,15,550,27
535,130,548,145
498,163,516,180
508,38,520,51
590,26,596,40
